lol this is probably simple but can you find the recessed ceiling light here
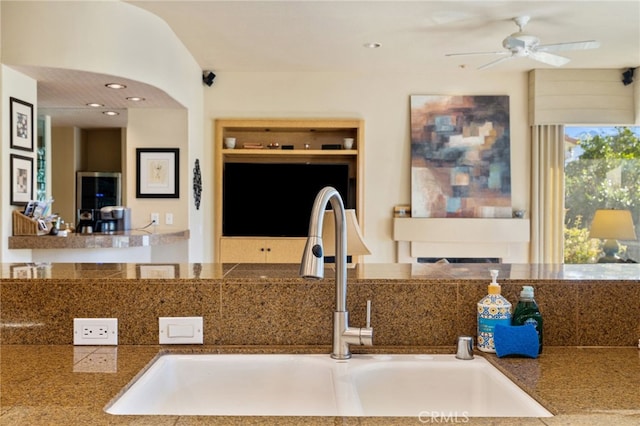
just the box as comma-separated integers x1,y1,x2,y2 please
363,42,382,49
126,96,145,102
86,102,104,107
102,111,119,116
105,83,127,89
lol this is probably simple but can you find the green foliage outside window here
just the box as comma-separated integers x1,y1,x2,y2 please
564,127,640,263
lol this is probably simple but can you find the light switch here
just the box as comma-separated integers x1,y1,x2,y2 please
168,324,194,338
159,317,203,344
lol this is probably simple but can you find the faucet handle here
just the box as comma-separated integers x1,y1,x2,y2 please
455,336,474,360
360,300,374,346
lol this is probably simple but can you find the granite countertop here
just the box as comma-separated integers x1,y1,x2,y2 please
2,262,640,280
1,345,639,425
7,229,190,250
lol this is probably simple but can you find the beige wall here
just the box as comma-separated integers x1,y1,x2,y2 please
51,126,80,226
125,108,189,232
83,128,122,172
204,71,531,263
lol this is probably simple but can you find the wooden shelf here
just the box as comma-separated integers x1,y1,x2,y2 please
393,218,530,243
393,217,530,262
222,149,357,156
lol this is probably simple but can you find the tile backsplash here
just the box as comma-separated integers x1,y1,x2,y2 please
1,267,638,347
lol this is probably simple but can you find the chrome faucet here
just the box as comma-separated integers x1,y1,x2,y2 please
299,186,373,359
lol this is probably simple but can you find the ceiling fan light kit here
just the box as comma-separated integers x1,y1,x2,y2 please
446,15,601,70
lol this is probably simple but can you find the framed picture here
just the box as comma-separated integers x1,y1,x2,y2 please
10,265,34,279
136,148,179,198
10,154,33,206
137,264,178,279
10,97,34,152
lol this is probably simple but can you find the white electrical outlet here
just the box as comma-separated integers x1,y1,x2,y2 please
151,213,160,224
74,318,118,345
165,213,173,225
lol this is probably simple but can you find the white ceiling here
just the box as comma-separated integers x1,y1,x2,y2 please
13,1,640,128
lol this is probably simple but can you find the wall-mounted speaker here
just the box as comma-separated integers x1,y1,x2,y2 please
622,67,635,86
202,71,216,87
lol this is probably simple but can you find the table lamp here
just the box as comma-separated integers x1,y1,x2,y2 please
589,209,637,263
322,209,370,265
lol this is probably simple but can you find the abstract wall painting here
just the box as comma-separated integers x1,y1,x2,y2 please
410,95,512,218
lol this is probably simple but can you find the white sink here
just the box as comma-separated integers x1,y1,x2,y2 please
106,354,552,418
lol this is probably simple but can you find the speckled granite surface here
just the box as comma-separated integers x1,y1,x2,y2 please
1,263,639,424
7,229,190,249
2,262,640,280
1,345,639,425
1,263,638,346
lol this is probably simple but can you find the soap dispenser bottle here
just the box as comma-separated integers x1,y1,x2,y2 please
512,285,543,354
477,269,512,353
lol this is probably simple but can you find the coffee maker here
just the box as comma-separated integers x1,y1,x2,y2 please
96,206,131,233
77,209,98,234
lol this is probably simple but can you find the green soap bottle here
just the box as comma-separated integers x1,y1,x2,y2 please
512,285,543,354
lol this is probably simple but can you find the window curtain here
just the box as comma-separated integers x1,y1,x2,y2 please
531,125,565,263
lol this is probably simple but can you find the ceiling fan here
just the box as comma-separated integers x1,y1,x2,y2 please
446,16,601,70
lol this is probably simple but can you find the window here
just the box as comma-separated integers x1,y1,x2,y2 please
564,126,640,263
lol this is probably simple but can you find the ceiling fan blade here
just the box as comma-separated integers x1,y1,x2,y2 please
445,50,509,57
528,51,571,67
477,55,514,70
537,40,601,52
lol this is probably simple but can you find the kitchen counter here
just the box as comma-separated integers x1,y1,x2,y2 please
7,229,190,250
2,263,639,424
2,261,639,280
1,345,639,425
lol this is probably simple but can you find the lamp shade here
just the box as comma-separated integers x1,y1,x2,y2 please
322,209,371,257
589,209,637,240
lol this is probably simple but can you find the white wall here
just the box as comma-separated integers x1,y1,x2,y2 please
1,66,37,263
1,1,204,263
204,71,530,263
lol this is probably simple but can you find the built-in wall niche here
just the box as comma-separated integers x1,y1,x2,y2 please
80,128,123,172
50,127,124,226
214,118,365,263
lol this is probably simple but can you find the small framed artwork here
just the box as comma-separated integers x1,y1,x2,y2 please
10,97,34,152
10,154,34,206
136,148,179,198
10,264,34,279
137,264,178,279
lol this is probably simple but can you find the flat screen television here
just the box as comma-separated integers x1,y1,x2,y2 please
223,162,351,237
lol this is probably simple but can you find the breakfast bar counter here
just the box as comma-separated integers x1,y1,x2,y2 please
7,229,190,250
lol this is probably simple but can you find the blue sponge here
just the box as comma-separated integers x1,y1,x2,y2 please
493,324,539,358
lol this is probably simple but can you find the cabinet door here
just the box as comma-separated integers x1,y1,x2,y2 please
220,238,268,263
264,238,306,263
220,238,306,263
